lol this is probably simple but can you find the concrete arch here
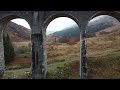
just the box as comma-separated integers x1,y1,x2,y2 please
85,11,120,79
89,11,120,22
41,12,81,78
0,14,32,30
0,14,32,76
3,11,120,79
43,12,80,33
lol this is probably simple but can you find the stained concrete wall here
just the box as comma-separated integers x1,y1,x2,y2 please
0,11,120,79
0,30,4,75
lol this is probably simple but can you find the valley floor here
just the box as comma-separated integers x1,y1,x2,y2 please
1,34,120,79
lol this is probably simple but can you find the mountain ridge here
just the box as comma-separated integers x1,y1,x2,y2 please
50,16,120,42
3,21,31,42
47,15,120,35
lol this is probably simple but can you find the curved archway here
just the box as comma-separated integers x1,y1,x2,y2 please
43,13,80,33
0,15,32,29
0,15,32,79
44,14,81,79
86,14,120,79
89,11,120,22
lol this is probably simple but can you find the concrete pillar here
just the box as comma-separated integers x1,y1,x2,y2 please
80,23,87,79
31,12,47,79
31,34,47,79
0,27,5,76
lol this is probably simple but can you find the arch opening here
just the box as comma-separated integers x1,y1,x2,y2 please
45,16,81,79
89,11,120,22
86,14,120,79
0,16,32,79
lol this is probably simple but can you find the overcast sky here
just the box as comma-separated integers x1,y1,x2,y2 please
11,19,31,29
11,15,104,34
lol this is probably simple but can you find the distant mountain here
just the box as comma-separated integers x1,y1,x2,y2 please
86,15,120,33
51,26,80,43
46,31,54,35
3,21,31,42
52,26,80,38
50,16,120,42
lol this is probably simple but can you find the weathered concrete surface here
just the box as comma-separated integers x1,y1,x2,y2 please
0,11,120,79
0,31,4,75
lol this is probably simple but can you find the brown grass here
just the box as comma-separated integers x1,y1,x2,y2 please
87,32,120,79
9,58,31,65
47,42,80,62
12,41,31,48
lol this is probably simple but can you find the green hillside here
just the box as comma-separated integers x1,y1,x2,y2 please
52,26,80,38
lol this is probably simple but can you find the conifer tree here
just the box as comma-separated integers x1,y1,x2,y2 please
3,33,15,64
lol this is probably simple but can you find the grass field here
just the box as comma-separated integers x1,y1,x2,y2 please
87,34,120,79
0,42,80,79
1,32,120,79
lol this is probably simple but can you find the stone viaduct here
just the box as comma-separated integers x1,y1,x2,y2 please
0,11,120,79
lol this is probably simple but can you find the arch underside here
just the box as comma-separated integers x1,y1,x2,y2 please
90,11,120,22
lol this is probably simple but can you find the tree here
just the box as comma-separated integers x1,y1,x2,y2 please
3,33,15,64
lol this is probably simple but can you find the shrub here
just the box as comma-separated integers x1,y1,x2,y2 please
15,46,31,58
16,46,31,54
47,63,72,79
